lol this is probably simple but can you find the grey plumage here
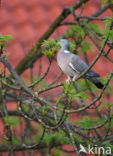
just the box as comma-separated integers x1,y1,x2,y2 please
57,39,104,89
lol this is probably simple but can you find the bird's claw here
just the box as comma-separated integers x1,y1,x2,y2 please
66,77,71,84
72,75,79,82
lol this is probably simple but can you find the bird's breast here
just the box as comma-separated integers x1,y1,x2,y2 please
57,52,78,77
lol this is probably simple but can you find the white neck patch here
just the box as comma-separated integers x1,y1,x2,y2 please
63,50,70,53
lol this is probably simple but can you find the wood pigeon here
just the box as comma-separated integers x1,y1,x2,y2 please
57,39,104,89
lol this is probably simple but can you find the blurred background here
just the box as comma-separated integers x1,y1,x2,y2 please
0,1,113,155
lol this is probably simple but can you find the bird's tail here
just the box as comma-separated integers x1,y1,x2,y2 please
90,78,104,89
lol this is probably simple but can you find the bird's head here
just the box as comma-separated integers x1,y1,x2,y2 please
57,39,70,50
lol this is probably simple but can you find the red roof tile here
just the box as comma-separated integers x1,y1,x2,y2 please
0,23,17,37
8,42,25,67
17,23,37,43
6,0,22,9
10,5,29,26
21,0,38,9
59,0,76,6
48,5,62,20
29,6,47,25
0,9,11,26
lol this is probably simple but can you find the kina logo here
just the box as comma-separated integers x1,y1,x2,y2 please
79,144,111,155
79,144,87,153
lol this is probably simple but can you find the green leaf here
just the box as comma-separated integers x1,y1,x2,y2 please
63,82,70,94
38,78,48,88
66,24,85,39
56,93,65,104
104,101,113,112
103,29,113,42
42,38,56,47
42,38,58,58
43,131,70,145
74,91,88,100
2,35,14,41
76,116,106,128
54,149,62,156
42,105,46,115
12,137,18,145
0,34,13,54
0,34,13,42
101,0,108,7
4,117,19,127
22,105,30,112
80,40,93,53
87,23,101,34
104,17,113,29
69,41,76,53
66,29,74,37
73,24,85,39
43,49,54,58
74,135,83,143
101,74,112,94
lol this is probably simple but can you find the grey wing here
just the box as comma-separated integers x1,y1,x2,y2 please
69,54,100,78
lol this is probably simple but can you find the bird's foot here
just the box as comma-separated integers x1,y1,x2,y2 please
66,77,71,84
72,75,79,82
